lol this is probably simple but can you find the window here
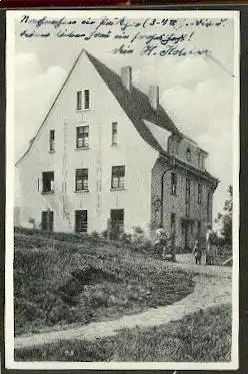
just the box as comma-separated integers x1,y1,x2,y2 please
197,150,201,168
76,126,89,148
84,89,90,109
185,178,191,217
112,122,118,145
171,172,177,195
186,147,191,162
41,211,53,231
49,130,55,152
197,220,201,237
207,192,211,221
75,168,88,191
198,183,202,204
76,90,90,110
111,166,125,189
75,210,88,233
169,137,179,155
110,209,124,236
76,91,82,110
190,221,194,236
171,213,176,237
42,171,54,193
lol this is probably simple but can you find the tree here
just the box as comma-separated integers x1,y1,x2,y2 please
215,185,232,245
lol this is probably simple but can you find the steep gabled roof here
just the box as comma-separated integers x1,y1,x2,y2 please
16,49,86,166
86,51,180,153
16,49,181,166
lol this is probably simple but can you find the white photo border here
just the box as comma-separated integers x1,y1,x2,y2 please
5,8,240,370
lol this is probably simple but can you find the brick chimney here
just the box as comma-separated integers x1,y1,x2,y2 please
121,66,132,91
148,85,159,110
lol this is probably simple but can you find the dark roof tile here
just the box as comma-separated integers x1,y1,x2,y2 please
86,51,180,153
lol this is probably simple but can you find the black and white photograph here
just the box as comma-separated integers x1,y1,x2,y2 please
5,9,239,370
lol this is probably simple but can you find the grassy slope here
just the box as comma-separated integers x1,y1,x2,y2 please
14,228,194,336
15,304,232,362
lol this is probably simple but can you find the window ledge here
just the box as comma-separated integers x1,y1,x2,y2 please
75,147,90,151
74,190,89,193
111,143,118,147
41,191,55,195
110,188,126,192
49,150,55,154
76,108,91,113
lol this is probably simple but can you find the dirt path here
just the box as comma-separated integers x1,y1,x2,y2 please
15,262,232,350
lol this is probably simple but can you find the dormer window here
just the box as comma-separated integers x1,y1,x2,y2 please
197,150,201,168
186,148,191,162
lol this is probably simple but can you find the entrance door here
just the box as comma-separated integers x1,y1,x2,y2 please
41,211,53,232
75,210,88,233
197,220,201,238
110,209,124,237
182,220,190,252
184,222,189,251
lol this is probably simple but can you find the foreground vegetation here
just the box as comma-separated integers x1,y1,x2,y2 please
15,304,232,362
14,228,194,336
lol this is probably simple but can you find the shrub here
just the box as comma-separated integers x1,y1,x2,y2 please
91,231,100,239
101,230,108,239
109,226,121,241
131,226,152,252
133,226,144,235
119,232,132,244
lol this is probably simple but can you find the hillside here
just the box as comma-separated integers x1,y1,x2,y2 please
14,228,194,336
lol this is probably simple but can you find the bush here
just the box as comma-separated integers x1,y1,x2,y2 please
91,231,100,239
215,244,232,266
119,232,132,244
131,226,152,252
101,230,108,239
109,226,121,241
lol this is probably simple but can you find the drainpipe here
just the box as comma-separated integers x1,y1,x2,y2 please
160,155,176,261
160,155,176,227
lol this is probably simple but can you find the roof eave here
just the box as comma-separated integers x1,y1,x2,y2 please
159,151,218,187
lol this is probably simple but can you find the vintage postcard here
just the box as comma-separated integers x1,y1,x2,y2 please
5,9,239,370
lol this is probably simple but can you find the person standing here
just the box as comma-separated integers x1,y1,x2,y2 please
206,223,216,265
192,239,202,265
155,227,168,260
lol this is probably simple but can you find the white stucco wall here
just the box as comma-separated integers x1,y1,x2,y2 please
16,51,159,235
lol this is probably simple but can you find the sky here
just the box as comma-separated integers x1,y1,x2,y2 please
12,11,238,222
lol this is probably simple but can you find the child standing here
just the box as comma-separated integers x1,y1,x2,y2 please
155,227,168,260
192,239,202,265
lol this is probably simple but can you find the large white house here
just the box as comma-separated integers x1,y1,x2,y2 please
16,49,218,251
